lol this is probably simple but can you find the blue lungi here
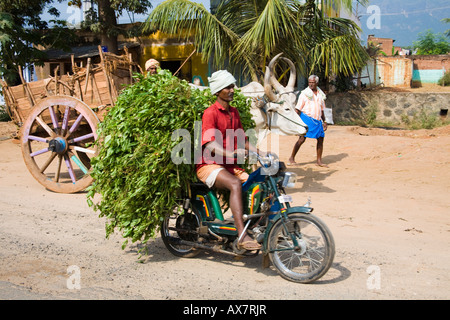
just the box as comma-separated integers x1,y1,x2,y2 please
300,112,325,139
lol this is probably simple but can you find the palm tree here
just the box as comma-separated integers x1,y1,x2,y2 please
143,0,369,84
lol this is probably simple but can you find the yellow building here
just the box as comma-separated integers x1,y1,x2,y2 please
137,30,209,86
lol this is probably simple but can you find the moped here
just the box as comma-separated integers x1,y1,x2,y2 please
160,152,335,283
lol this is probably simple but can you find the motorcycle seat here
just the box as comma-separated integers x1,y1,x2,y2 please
190,181,212,193
191,167,265,194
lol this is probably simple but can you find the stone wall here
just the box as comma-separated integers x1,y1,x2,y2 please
326,91,450,124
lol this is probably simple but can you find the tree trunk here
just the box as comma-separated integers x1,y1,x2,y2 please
97,0,118,54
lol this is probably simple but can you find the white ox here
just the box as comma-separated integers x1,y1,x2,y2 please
240,53,307,144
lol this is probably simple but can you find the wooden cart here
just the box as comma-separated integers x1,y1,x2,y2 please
1,46,142,193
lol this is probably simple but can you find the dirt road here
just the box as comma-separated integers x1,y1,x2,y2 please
0,122,449,300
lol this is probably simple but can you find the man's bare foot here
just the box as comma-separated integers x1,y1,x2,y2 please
316,161,329,168
288,158,297,165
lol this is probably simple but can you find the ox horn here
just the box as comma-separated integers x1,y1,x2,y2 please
282,57,297,91
267,53,297,93
268,53,284,93
264,65,277,102
264,53,284,102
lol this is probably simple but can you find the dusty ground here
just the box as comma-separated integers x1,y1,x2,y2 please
0,120,449,300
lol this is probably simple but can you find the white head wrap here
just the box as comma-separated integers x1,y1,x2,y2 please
208,70,236,95
145,59,160,71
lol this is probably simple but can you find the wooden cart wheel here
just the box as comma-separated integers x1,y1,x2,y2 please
21,96,100,193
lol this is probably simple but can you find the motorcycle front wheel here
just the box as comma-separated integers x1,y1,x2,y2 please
267,213,335,283
160,203,201,258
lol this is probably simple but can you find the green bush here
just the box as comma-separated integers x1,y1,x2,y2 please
439,71,450,86
401,108,444,130
363,104,378,126
410,109,441,130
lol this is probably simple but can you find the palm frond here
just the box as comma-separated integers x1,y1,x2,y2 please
230,0,306,79
215,0,266,36
308,34,368,76
236,0,301,56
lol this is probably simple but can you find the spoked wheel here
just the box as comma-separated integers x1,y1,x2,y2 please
21,96,99,193
160,203,201,258
267,213,335,283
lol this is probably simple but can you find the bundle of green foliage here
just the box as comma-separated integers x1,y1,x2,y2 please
86,70,254,251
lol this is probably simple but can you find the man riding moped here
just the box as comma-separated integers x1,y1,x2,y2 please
161,70,335,283
196,70,271,251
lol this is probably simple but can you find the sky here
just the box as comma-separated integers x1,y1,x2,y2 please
357,0,450,46
41,0,450,47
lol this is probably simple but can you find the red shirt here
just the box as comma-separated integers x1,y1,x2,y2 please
196,101,246,171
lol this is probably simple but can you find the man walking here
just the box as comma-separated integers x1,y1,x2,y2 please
289,75,328,167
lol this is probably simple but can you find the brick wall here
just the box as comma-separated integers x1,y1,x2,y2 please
409,55,450,71
408,55,450,85
368,36,394,56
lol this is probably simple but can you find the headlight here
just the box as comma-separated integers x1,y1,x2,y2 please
281,172,297,188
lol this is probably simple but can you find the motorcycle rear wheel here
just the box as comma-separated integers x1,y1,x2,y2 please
160,204,201,258
267,213,335,283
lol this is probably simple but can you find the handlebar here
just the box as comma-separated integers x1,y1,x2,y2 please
233,150,264,160
248,151,278,168
233,150,280,175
